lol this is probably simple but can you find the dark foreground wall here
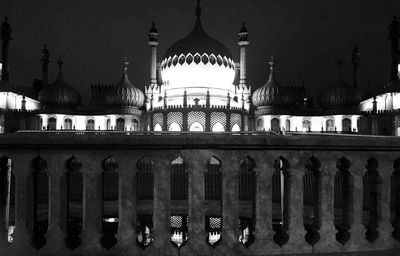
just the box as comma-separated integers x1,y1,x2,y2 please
0,131,399,256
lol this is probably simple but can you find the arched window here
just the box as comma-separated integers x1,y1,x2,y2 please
132,119,139,131
64,118,72,130
239,156,256,247
342,118,351,133
256,119,264,131
211,122,224,132
272,157,289,246
326,119,334,132
302,120,311,132
205,156,222,247
303,156,321,246
231,124,240,132
106,119,111,130
170,156,188,248
271,118,280,133
189,122,204,132
285,119,290,132
87,119,95,131
116,118,125,131
168,122,181,132
47,117,56,130
136,156,154,249
154,123,162,132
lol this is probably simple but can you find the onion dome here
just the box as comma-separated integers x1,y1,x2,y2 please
109,57,145,110
163,0,233,62
252,56,292,109
38,57,81,113
318,61,361,112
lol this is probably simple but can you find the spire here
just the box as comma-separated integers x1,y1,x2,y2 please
336,59,343,80
148,20,159,44
389,16,400,81
56,56,65,81
269,55,275,74
41,43,50,63
41,44,50,85
196,0,202,18
1,15,12,82
351,43,360,88
123,56,129,73
238,21,249,43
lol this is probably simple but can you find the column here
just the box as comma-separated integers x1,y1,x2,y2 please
284,153,311,254
314,156,341,252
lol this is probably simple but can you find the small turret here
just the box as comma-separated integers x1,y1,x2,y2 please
389,16,400,81
351,43,360,88
41,44,50,86
238,21,249,88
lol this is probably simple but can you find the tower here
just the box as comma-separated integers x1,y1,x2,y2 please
238,22,249,88
351,44,360,88
41,44,50,86
147,21,158,90
1,16,12,82
389,16,400,81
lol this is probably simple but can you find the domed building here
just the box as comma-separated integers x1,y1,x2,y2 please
144,1,251,132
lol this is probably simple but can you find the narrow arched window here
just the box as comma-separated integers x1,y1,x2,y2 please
256,119,264,131
65,156,83,250
106,119,111,130
170,156,188,249
31,156,49,249
303,156,321,246
101,157,119,249
334,157,352,245
326,119,334,132
116,118,125,131
0,156,15,244
64,118,72,130
239,156,256,247
342,118,351,133
136,156,154,249
86,119,95,131
132,119,139,131
205,156,222,247
363,157,381,243
47,117,56,130
271,118,280,133
272,157,289,246
302,120,311,132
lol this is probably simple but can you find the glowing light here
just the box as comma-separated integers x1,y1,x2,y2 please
154,123,162,131
189,122,204,131
211,122,224,132
231,124,240,132
168,122,181,131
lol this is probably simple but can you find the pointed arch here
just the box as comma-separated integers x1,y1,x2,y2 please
211,122,224,132
168,122,181,132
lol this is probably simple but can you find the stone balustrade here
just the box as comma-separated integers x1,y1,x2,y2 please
0,132,399,255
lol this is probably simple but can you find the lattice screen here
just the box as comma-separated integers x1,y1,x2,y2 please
209,217,221,229
230,113,242,129
153,113,164,128
210,112,226,129
188,111,206,127
167,112,183,128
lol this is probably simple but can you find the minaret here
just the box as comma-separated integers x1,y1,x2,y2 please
238,21,249,88
148,21,159,89
1,16,12,82
351,44,360,88
389,16,400,81
41,44,50,86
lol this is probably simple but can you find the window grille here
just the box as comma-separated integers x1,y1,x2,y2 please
230,113,242,131
188,111,205,129
210,112,226,130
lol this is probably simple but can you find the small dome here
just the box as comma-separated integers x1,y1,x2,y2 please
252,57,292,108
318,67,361,111
38,58,81,113
109,58,145,109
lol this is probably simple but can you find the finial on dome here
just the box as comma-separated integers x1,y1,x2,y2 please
196,0,202,18
123,57,129,73
269,55,275,73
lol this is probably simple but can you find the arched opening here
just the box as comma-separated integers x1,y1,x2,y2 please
326,119,334,132
116,118,125,131
205,156,222,248
170,156,188,249
47,117,56,130
272,157,289,246
106,119,111,130
211,122,224,132
302,120,311,132
271,118,280,133
87,119,95,131
231,123,241,132
154,123,162,132
64,118,72,130
303,156,321,246
342,118,351,133
168,122,181,132
136,156,154,249
256,119,264,131
189,122,204,132
286,119,290,132
132,119,139,131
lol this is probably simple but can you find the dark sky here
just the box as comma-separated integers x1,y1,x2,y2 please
1,0,399,103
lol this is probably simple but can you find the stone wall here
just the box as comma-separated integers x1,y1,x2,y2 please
0,132,399,255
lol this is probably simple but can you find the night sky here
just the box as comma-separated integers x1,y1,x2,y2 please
0,0,399,103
